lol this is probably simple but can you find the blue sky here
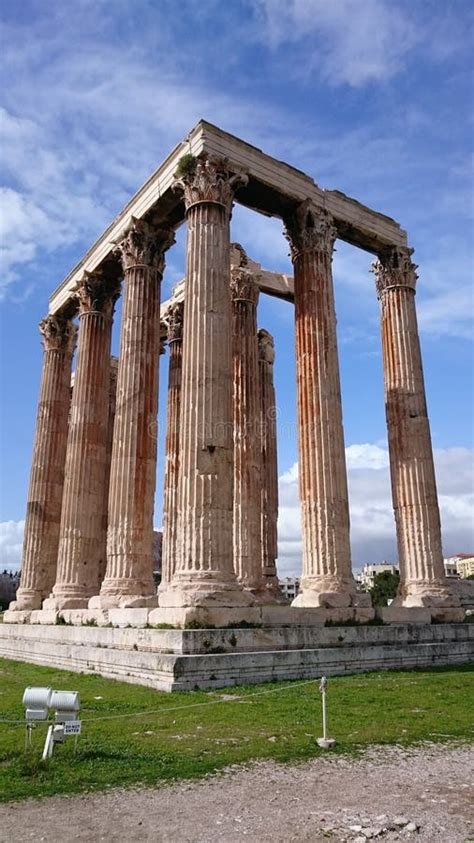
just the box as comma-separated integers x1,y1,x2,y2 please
1,0,473,573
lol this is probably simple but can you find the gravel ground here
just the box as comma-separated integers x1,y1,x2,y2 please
1,743,472,842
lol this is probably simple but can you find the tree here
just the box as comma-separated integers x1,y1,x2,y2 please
370,571,400,607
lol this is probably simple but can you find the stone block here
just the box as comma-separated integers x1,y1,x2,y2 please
260,606,326,626
430,607,465,623
2,610,32,624
148,606,263,629
354,608,376,623
376,606,431,624
30,610,59,625
108,609,150,628
292,591,353,609
61,609,110,627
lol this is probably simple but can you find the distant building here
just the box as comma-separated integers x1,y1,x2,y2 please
447,554,474,579
357,562,399,591
443,558,460,578
279,577,300,600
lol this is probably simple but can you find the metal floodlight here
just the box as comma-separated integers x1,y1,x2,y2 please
22,687,53,749
50,690,80,722
22,686,82,759
42,689,82,759
22,686,52,720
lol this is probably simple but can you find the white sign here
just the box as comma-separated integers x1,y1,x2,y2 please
64,720,82,735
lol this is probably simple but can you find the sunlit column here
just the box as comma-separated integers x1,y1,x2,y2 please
9,316,76,612
373,247,460,610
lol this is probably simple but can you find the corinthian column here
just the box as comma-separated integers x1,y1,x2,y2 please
44,272,119,610
160,154,253,608
159,301,184,592
8,317,76,612
285,201,359,608
258,329,285,602
91,218,175,609
373,247,460,610
231,261,262,593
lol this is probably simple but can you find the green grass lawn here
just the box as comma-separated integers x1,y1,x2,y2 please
0,658,472,802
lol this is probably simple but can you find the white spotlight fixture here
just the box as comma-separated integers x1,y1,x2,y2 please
22,686,82,759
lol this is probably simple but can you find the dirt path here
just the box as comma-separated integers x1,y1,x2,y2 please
1,744,472,842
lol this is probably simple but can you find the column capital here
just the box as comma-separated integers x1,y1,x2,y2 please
258,328,275,367
372,246,418,298
113,217,175,274
230,267,259,306
39,315,77,354
173,153,248,213
284,200,337,261
74,270,121,318
165,300,184,343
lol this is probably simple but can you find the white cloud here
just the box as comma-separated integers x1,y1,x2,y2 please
0,42,285,298
255,0,418,86
0,520,24,571
277,444,474,576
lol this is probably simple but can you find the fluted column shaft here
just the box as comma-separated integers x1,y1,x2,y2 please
92,219,175,609
160,302,184,590
99,357,118,587
258,329,284,600
10,317,75,611
285,202,356,608
231,269,262,591
373,248,458,608
161,154,252,608
45,274,118,609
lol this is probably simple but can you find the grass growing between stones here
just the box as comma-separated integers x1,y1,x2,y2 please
0,658,472,802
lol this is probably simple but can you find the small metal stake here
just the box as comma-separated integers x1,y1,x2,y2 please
25,723,33,752
317,676,335,748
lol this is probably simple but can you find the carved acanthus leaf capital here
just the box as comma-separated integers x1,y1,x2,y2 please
74,270,121,317
258,328,275,366
164,300,184,343
39,315,77,354
113,217,175,273
230,268,259,307
284,200,337,262
372,246,418,298
173,154,248,213
230,242,249,267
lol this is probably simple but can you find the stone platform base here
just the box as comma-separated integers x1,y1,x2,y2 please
376,606,465,624
0,622,471,692
4,605,376,628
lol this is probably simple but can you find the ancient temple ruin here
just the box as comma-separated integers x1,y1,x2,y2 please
2,122,468,690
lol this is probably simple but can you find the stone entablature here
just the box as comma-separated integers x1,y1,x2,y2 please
49,121,407,314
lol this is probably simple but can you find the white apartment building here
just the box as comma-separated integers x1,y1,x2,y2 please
279,577,301,600
445,554,474,579
357,562,399,591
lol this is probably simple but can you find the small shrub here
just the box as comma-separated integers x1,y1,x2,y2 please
175,153,197,178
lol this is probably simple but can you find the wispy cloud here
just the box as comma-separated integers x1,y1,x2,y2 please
254,0,419,86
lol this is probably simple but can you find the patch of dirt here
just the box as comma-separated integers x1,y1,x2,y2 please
0,743,473,842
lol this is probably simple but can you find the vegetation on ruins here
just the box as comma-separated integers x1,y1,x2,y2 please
175,153,197,178
369,571,401,607
0,658,472,802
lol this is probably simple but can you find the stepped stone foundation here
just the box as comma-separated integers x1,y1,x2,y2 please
0,622,471,692
6,122,467,688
